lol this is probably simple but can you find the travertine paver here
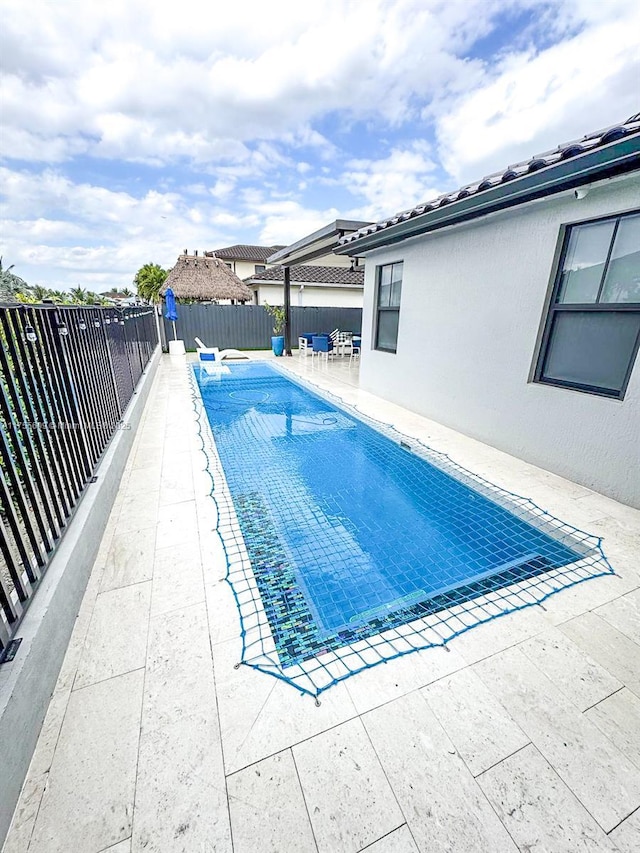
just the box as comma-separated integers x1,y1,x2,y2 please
474,646,640,831
596,588,640,644
519,626,623,712
28,670,144,853
423,667,529,776
293,718,403,853
4,354,640,853
478,744,620,852
363,691,518,852
73,582,151,689
561,611,640,697
609,808,640,853
100,526,156,592
361,826,419,852
585,688,640,770
227,750,316,853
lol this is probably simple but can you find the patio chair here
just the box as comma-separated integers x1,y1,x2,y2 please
298,333,317,357
350,336,361,366
311,335,334,362
194,337,249,361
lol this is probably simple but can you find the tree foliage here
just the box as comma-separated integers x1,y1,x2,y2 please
134,263,168,303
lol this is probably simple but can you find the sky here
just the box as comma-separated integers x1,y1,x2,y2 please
1,0,638,293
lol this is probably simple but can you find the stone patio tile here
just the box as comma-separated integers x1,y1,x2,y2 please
150,540,204,618
74,582,151,689
474,646,640,831
212,637,358,775
363,691,517,853
344,643,466,716
1,774,48,853
142,603,216,733
205,579,241,645
117,490,160,534
155,499,199,550
537,568,640,626
123,464,162,496
100,527,156,592
609,808,640,853
445,605,548,665
132,603,231,853
29,669,144,853
159,459,195,506
100,840,131,852
596,589,640,644
131,445,163,470
423,667,529,776
519,626,622,711
478,744,619,852
560,612,640,697
585,688,640,770
227,750,317,853
293,718,403,853
360,825,419,853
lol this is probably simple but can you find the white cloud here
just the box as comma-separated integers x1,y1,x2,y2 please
342,142,440,219
435,2,640,184
0,166,257,288
258,200,341,246
0,0,527,166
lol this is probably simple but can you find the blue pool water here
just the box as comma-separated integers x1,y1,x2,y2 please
195,362,581,664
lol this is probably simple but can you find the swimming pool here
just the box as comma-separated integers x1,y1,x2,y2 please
192,361,612,696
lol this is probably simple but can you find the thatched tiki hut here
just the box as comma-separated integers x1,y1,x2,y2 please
161,251,253,303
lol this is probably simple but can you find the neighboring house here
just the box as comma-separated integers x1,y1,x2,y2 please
245,263,365,307
206,245,285,281
335,115,640,508
161,251,253,303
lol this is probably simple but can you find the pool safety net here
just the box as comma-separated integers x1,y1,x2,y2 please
189,362,615,702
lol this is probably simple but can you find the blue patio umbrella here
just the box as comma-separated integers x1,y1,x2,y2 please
164,287,178,340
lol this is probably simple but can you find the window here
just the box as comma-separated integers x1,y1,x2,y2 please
535,210,640,399
255,264,266,274
375,262,403,352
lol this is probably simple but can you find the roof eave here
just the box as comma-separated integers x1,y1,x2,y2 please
268,219,372,265
335,136,640,255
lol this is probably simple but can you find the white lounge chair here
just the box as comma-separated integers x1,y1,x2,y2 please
194,337,250,361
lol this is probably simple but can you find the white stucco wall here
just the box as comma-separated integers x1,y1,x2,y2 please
358,175,640,507
254,283,363,308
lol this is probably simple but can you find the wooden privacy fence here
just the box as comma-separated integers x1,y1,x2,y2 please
0,304,158,656
161,304,363,351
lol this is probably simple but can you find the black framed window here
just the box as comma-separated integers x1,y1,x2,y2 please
255,264,266,273
535,210,640,399
375,261,403,352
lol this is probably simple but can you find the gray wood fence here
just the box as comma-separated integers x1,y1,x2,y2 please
161,304,363,351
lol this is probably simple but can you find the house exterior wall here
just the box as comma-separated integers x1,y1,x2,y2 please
254,283,364,308
224,259,275,280
358,175,640,507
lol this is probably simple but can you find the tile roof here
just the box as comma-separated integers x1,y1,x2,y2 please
208,244,285,262
244,264,364,287
339,114,640,250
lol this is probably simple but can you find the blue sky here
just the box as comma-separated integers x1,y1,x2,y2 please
1,0,638,293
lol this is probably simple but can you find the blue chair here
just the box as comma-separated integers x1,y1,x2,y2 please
312,335,334,362
350,336,361,366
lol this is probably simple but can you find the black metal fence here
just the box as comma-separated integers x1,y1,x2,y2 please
0,304,158,654
162,304,363,351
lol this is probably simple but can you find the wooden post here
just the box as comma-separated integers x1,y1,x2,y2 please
284,265,292,356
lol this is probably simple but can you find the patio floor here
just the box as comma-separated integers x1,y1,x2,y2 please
3,351,640,853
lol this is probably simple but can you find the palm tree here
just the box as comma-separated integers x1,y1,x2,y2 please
69,286,87,304
134,263,168,303
121,287,133,297
0,256,29,302
31,285,52,302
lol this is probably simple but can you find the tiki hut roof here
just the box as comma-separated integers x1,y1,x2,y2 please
161,253,253,302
